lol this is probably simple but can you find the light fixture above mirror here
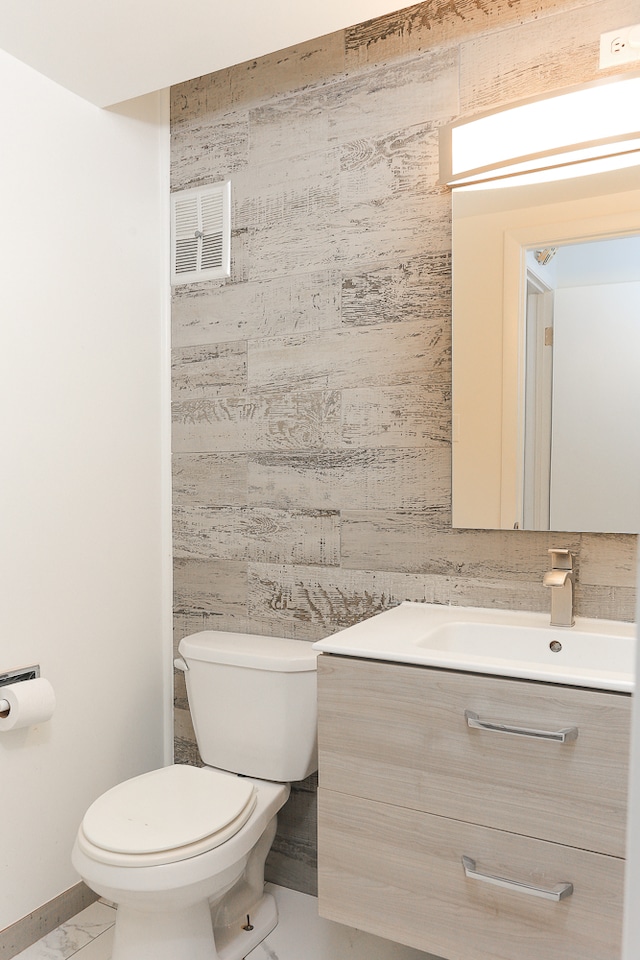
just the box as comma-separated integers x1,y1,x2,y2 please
440,74,640,187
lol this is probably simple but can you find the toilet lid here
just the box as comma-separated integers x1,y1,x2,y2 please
82,765,256,856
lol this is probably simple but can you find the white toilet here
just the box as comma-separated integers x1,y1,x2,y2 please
72,631,318,960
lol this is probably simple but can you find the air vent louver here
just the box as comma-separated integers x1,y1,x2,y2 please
171,181,231,285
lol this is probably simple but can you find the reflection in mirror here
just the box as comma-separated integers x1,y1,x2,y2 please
522,235,640,532
452,162,640,534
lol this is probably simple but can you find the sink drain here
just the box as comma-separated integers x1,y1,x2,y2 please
549,640,562,653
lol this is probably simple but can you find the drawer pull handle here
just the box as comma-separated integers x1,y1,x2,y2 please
465,710,578,743
462,856,573,901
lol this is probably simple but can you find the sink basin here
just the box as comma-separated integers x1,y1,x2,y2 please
312,602,636,692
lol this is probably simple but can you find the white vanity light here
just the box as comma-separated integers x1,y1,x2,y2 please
439,74,640,186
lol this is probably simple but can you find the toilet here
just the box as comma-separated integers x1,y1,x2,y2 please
72,631,318,960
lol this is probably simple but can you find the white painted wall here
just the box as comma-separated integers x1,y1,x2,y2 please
550,282,640,532
0,50,171,929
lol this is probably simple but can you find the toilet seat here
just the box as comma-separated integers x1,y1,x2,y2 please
78,765,257,867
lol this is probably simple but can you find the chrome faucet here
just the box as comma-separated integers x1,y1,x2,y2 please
543,549,575,628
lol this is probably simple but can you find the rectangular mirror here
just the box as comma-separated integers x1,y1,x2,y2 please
452,160,640,533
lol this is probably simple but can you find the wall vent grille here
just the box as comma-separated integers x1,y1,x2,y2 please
171,181,231,285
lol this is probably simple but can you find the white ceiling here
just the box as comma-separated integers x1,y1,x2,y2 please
0,0,410,107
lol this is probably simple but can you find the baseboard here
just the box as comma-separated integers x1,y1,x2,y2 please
0,882,98,960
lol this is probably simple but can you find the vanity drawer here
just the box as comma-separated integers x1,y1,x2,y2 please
318,655,630,856
318,789,624,960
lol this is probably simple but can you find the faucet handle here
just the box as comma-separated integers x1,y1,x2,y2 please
548,548,573,570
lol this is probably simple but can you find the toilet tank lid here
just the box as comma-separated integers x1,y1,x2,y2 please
179,631,319,672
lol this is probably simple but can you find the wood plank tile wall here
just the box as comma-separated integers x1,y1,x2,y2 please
171,0,638,894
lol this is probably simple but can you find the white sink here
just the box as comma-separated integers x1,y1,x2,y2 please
312,602,636,692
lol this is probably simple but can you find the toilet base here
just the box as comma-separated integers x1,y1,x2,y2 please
112,893,278,960
213,892,278,960
109,891,277,960
111,897,217,960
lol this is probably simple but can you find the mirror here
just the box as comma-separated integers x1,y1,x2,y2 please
452,160,640,533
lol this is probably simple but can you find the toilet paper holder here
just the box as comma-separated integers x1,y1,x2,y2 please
0,665,40,714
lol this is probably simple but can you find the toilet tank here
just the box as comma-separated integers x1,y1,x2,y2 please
177,631,319,782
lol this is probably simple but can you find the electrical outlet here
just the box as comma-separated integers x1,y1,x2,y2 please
600,23,640,68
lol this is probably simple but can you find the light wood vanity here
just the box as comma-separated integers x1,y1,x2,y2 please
317,654,631,960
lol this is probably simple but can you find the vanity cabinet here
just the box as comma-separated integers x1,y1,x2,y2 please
317,654,631,960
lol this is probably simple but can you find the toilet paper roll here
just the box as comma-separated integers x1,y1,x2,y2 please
0,678,56,731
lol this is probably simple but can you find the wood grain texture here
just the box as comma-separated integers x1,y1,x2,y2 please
172,271,341,348
248,319,448,392
446,574,561,613
171,30,347,132
339,125,442,225
231,34,346,111
459,0,640,115
171,341,247,399
336,196,452,272
580,534,638,588
174,705,198,749
171,70,234,124
172,389,342,453
233,149,341,282
248,94,333,168
173,453,248,507
171,112,249,191
266,772,319,897
344,0,596,68
572,585,636,624
318,789,624,960
341,513,583,576
171,0,638,897
244,45,458,163
329,48,459,145
318,655,630,856
341,252,452,326
233,150,341,236
173,557,248,619
337,153,452,272
173,505,340,565
248,447,449,511
342,382,451,446
247,562,453,640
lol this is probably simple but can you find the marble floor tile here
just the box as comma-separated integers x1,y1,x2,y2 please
15,885,435,960
246,884,435,960
60,929,113,960
13,902,115,960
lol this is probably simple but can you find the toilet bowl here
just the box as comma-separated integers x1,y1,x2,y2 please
72,766,289,960
72,631,318,960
